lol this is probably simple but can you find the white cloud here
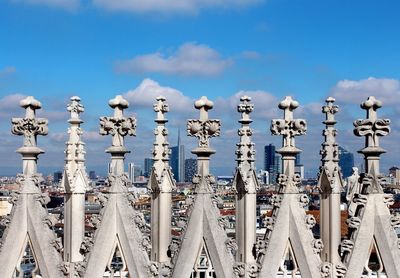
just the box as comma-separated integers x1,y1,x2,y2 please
123,78,193,112
330,77,400,106
92,0,261,14
115,42,232,77
11,0,80,11
217,90,279,120
0,94,27,120
0,66,16,77
240,51,261,60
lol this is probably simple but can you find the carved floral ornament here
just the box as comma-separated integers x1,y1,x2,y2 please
237,95,254,115
99,117,136,137
271,96,306,148
353,96,390,148
187,96,221,148
67,96,84,119
153,96,169,114
12,96,48,148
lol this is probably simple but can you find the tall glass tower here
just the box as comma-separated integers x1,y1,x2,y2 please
171,129,185,182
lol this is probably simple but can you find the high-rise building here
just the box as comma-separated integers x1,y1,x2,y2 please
295,153,304,179
171,130,185,182
264,144,279,184
144,158,154,178
185,158,197,182
53,171,62,184
389,166,400,185
128,163,142,184
338,146,354,179
89,170,96,180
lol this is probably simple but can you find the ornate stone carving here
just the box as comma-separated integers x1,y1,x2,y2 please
225,238,238,254
340,239,354,254
235,95,256,171
312,239,324,254
305,214,317,229
270,194,283,207
218,216,230,230
36,193,50,206
233,263,246,277
51,238,63,253
151,95,175,194
142,236,152,253
11,97,48,148
390,213,400,229
134,212,147,232
100,96,136,146
298,194,309,208
167,238,180,259
263,217,275,230
347,216,361,229
320,262,332,277
80,237,94,255
383,193,395,206
43,214,59,227
187,96,221,148
334,263,347,277
271,97,306,149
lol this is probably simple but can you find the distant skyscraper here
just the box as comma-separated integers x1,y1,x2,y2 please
185,158,197,182
264,144,279,184
53,171,62,184
171,130,185,182
294,153,304,179
144,158,154,178
338,146,354,178
128,163,135,183
89,170,96,180
295,153,301,166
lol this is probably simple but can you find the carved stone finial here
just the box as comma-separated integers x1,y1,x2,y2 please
318,97,341,192
154,95,169,123
151,96,173,186
271,96,306,192
64,96,87,190
236,95,255,170
67,96,84,122
187,96,220,149
11,96,48,175
271,96,306,150
194,96,214,121
100,95,136,175
322,97,338,124
20,96,42,118
354,96,390,149
353,96,390,192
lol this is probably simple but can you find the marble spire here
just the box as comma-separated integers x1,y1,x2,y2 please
233,95,259,277
149,96,175,264
317,97,344,274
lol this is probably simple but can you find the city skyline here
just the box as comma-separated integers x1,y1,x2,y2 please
1,1,400,176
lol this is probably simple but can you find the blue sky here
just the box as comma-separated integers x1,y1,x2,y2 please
1,0,400,177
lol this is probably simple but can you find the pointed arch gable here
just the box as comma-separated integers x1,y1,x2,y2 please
172,195,205,278
172,194,234,278
203,195,235,278
0,193,64,278
84,193,150,278
259,195,321,278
